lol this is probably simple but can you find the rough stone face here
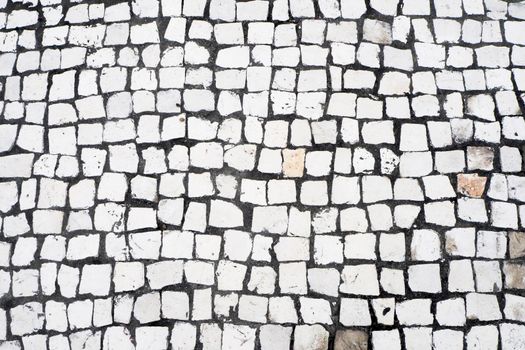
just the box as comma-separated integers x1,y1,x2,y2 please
504,263,525,290
509,232,525,259
457,173,487,198
334,330,368,350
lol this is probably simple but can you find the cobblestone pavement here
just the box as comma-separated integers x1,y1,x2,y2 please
1,0,525,349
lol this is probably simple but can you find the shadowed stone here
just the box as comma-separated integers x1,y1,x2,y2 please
504,263,525,289
334,330,368,350
509,232,525,259
467,147,494,171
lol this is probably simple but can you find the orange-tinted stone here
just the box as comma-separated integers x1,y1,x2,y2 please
283,148,305,178
457,173,487,198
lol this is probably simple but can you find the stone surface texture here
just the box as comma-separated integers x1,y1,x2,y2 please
0,0,525,349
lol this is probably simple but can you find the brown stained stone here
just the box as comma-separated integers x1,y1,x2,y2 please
283,148,305,178
457,173,487,198
334,330,368,350
504,262,525,289
509,232,525,259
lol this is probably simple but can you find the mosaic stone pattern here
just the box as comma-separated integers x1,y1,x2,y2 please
0,0,525,349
